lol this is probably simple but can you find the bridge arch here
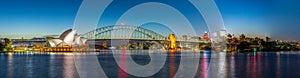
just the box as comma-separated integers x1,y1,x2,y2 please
82,25,166,40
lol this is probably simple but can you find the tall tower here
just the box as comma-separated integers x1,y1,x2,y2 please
168,34,176,50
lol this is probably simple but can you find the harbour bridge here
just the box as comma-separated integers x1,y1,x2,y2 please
81,25,207,50
81,25,174,49
82,25,166,40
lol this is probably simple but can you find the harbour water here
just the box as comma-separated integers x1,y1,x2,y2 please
1,51,300,78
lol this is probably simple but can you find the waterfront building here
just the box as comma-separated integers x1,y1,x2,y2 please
191,36,201,41
181,35,193,41
201,32,210,42
202,32,209,39
182,35,188,41
46,29,87,47
31,38,46,42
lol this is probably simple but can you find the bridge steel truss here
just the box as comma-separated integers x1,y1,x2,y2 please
82,25,166,40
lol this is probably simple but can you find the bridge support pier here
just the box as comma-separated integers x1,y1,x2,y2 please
102,39,107,49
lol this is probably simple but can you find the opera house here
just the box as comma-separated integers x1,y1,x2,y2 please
46,29,87,47
30,29,90,52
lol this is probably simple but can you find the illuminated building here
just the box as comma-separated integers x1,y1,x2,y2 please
201,31,210,41
46,29,87,47
191,36,201,41
182,35,192,41
219,29,227,38
182,35,188,41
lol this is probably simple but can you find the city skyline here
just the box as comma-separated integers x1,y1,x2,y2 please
0,0,300,40
1,1,300,78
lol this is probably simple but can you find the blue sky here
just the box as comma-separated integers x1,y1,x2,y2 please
0,0,300,40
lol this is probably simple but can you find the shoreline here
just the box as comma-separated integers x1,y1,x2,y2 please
1,49,300,53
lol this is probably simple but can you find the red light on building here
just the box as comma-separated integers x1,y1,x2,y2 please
202,32,209,39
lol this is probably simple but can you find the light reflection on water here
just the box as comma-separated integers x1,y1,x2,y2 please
63,54,76,78
1,51,300,78
118,50,127,78
7,53,13,78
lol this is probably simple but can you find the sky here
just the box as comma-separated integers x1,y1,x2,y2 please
0,0,300,40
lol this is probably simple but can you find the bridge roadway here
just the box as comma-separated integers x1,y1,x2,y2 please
88,39,209,43
88,39,210,47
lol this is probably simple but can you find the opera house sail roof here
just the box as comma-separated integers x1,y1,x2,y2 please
46,29,87,47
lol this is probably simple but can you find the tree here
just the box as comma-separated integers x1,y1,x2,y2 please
238,41,251,51
240,34,245,39
227,34,232,39
239,34,246,42
0,42,4,52
266,37,271,42
4,38,13,51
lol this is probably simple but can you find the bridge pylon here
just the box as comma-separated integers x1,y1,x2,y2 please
167,34,176,51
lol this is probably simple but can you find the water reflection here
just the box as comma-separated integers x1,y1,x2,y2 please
2,51,300,78
26,53,33,78
200,53,208,78
225,55,235,78
257,52,262,78
63,54,76,78
49,53,56,78
118,50,127,78
169,52,176,78
276,52,281,78
7,53,13,78
250,54,257,78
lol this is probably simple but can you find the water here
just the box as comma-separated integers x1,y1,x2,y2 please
1,51,300,78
